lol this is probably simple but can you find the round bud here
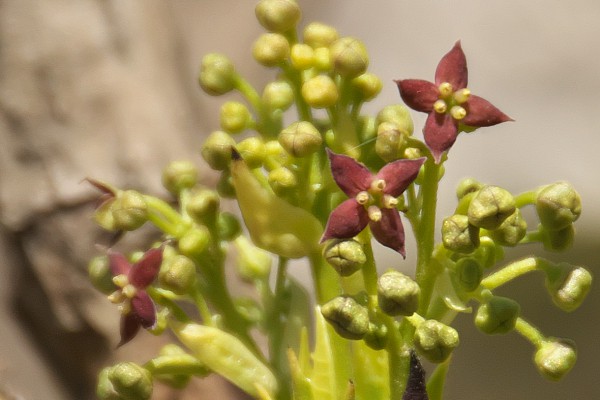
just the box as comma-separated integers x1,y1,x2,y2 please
220,101,252,134
377,270,420,316
303,22,339,48
162,160,198,195
234,236,272,280
489,208,527,247
312,47,332,71
255,0,301,33
375,122,406,162
201,131,236,171
364,323,388,350
413,320,459,363
442,214,480,253
330,37,369,78
290,43,315,70
376,105,414,136
545,265,592,312
185,189,220,224
88,255,116,294
216,171,236,198
198,53,236,96
268,166,297,195
454,257,483,292
542,224,574,252
112,190,148,231
323,239,367,277
352,72,382,101
102,362,153,400
216,212,242,241
456,177,482,200
534,339,577,381
321,296,370,340
252,33,290,67
278,121,323,157
536,182,581,231
178,227,210,257
302,75,339,108
467,185,516,230
474,296,520,335
236,136,266,168
159,255,197,295
262,80,295,110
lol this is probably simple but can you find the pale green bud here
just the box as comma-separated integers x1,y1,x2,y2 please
236,136,266,168
489,208,527,247
454,257,483,292
88,255,116,294
545,264,592,312
534,339,577,381
377,270,420,316
456,177,482,200
178,227,210,257
162,160,198,195
413,320,459,363
474,296,520,335
376,105,414,136
255,0,301,33
185,189,220,224
201,130,235,170
268,166,297,195
442,214,480,253
330,37,369,78
467,185,516,230
313,47,332,71
159,255,196,295
536,182,582,231
542,224,574,252
217,212,242,241
321,296,370,340
323,239,366,277
375,122,406,162
253,33,290,67
220,101,252,134
278,121,323,157
111,190,148,231
98,362,152,400
264,139,291,167
303,22,339,48
290,43,315,70
351,72,382,101
262,80,295,110
302,75,339,108
234,235,272,280
199,53,236,96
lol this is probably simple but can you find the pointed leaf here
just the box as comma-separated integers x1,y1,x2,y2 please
327,149,372,197
462,95,513,127
396,79,438,112
321,199,369,242
423,112,458,163
129,247,163,288
435,41,467,89
377,158,426,197
370,208,406,257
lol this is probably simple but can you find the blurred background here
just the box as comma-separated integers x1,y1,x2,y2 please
0,1,598,399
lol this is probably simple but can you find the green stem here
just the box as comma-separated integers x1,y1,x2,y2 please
481,257,549,290
514,190,538,208
383,317,409,400
515,317,546,347
268,257,291,400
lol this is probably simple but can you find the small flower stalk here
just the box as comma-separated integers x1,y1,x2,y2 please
87,1,591,399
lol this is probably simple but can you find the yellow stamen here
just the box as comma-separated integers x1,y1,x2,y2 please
454,88,471,104
113,274,129,288
356,191,370,205
433,99,447,114
122,284,137,299
450,106,467,120
368,205,382,222
438,82,453,98
370,179,386,193
383,195,398,209
118,301,132,315
108,290,126,304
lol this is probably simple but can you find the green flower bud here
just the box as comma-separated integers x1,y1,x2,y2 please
100,362,153,400
185,189,220,224
290,43,315,70
88,255,116,294
253,33,290,67
199,53,236,96
377,270,420,316
262,80,295,110
358,115,377,143
545,264,592,312
216,212,242,241
376,105,414,136
216,171,236,198
159,255,196,295
442,214,480,253
236,136,266,168
178,226,210,257
542,224,574,252
534,339,577,381
351,72,382,101
330,37,369,78
321,296,370,340
456,177,482,200
323,239,366,277
111,190,148,231
264,139,291,168
363,323,388,350
413,320,459,363
278,121,323,157
454,257,483,292
375,122,406,162
162,160,198,195
220,101,252,134
474,296,520,335
201,130,236,171
313,47,332,71
468,185,516,230
255,0,301,33
268,166,297,195
234,235,272,280
489,208,527,247
303,22,339,48
536,182,582,231
302,75,339,108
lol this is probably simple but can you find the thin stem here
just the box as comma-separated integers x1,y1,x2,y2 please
268,257,291,400
481,257,549,290
515,317,546,347
514,190,538,208
383,317,409,400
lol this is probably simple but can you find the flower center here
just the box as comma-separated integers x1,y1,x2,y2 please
108,274,138,315
435,82,471,121
354,179,401,222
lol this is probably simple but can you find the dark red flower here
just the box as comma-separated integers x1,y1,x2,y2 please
107,247,163,346
321,150,425,256
396,41,512,163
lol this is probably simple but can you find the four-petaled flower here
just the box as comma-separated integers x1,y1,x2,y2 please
321,150,426,256
107,247,163,346
396,41,512,163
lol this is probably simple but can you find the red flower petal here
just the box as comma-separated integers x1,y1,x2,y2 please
396,79,438,113
435,41,468,89
462,95,513,127
131,290,157,329
129,247,163,288
377,158,426,198
108,251,131,277
370,208,406,257
321,199,369,242
327,149,373,197
118,313,141,347
423,112,458,163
